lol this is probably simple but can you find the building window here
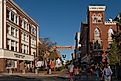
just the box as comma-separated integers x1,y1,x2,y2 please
7,39,10,50
92,14,97,23
22,19,28,30
7,25,11,35
94,40,101,49
24,33,26,41
7,9,10,19
6,60,17,68
26,34,28,41
11,12,14,22
108,28,114,38
11,40,14,51
27,46,28,54
7,9,19,25
30,25,36,36
97,13,102,22
94,28,100,39
97,15,102,22
94,28,102,49
11,27,14,36
15,29,18,38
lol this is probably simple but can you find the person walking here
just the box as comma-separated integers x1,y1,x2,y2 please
68,63,74,81
116,63,121,80
73,65,79,81
102,65,113,81
95,65,100,80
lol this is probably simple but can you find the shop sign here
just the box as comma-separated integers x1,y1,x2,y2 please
14,53,25,59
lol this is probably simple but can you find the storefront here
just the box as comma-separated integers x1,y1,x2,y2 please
0,49,34,72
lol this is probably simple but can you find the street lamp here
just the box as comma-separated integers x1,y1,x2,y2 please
62,55,66,65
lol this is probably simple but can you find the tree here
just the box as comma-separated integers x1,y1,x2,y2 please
38,38,59,61
108,12,121,65
108,42,120,65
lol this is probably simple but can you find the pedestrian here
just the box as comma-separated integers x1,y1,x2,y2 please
47,60,51,74
102,64,113,81
68,62,74,81
95,65,102,81
116,63,121,80
87,65,94,79
73,65,79,81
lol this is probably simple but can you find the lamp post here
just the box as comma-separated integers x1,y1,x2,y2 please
62,55,66,65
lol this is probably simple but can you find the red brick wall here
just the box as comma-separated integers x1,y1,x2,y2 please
0,59,6,72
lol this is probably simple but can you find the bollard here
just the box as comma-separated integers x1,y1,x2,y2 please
9,69,12,74
49,69,51,74
22,70,25,74
35,68,38,74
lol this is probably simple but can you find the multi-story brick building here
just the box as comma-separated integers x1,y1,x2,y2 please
80,5,117,64
0,0,39,72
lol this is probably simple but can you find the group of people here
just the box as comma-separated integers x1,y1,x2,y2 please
87,64,113,81
68,62,113,81
68,63,80,81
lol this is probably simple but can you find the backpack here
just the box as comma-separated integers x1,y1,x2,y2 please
104,68,112,77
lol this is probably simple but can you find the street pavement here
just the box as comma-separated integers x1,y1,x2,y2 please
0,71,120,81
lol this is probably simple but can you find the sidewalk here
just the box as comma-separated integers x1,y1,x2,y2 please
0,71,64,77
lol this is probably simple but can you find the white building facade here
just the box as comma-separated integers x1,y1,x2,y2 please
0,0,39,72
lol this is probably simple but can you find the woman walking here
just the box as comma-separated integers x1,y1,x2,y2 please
68,63,74,81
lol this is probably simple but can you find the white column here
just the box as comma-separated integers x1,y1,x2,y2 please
14,42,16,51
4,0,7,49
10,26,11,35
9,40,11,50
17,42,19,52
0,0,3,48
21,33,23,40
28,45,29,54
14,28,16,37
17,29,19,38
17,16,19,25
9,11,11,20
14,15,16,23
22,20,24,28
22,44,24,53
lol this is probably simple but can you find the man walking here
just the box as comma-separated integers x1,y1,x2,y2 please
102,65,113,81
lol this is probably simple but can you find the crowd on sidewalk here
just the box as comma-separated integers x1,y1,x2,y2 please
68,62,121,81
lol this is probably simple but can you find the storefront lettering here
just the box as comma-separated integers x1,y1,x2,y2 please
14,54,25,59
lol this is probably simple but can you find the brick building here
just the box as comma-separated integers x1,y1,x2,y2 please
0,0,39,72
74,32,81,60
80,5,117,64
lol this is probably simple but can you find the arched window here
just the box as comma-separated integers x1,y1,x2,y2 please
94,28,102,49
8,8,19,25
108,28,114,38
108,28,114,49
97,13,102,22
94,28,100,39
92,13,97,23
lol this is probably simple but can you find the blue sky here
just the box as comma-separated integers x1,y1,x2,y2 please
14,0,121,60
